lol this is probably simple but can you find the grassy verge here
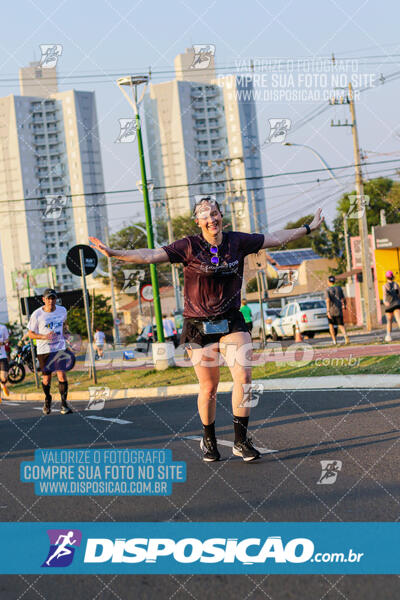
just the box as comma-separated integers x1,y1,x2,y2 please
10,354,400,394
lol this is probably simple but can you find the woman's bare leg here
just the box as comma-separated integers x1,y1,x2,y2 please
187,343,220,425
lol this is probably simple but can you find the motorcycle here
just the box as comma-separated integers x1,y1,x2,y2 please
7,342,37,384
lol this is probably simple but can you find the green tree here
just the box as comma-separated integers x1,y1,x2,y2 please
333,177,399,237
5,321,24,349
171,214,200,239
67,294,113,339
283,214,315,249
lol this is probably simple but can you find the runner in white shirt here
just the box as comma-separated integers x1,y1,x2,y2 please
28,289,73,415
0,323,10,398
94,328,106,359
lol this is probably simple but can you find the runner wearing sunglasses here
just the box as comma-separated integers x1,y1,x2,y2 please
89,198,323,462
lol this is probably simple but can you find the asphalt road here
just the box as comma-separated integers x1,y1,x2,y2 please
0,389,399,599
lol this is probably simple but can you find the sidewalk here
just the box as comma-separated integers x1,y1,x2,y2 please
6,374,400,402
71,340,400,371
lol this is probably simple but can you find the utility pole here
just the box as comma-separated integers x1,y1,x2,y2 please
330,85,377,331
165,194,182,312
208,156,243,229
342,212,353,297
105,226,121,346
250,188,259,233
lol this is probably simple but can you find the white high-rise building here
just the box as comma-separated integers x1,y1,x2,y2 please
144,48,267,233
0,62,106,321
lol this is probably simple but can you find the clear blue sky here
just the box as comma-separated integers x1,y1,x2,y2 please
2,0,400,233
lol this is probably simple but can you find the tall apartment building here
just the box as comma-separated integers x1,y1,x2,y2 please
144,48,267,233
0,62,106,321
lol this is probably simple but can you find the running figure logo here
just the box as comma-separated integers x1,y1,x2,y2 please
190,45,216,69
239,383,264,408
268,118,291,143
317,460,342,485
122,269,145,294
42,529,82,567
39,45,63,69
43,195,67,220
86,387,111,411
347,194,370,219
115,118,137,143
271,269,299,295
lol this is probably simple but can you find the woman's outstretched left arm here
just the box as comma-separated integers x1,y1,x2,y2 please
261,208,324,249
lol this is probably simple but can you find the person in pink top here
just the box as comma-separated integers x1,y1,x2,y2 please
382,270,400,342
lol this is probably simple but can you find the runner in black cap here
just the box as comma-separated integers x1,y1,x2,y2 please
28,289,73,415
90,201,323,462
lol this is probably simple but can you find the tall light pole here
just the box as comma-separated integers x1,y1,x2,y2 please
283,142,344,188
117,75,164,344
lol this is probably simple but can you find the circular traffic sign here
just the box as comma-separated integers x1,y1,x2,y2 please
66,244,98,277
140,284,153,302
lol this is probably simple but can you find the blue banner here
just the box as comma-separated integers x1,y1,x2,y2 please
0,522,399,574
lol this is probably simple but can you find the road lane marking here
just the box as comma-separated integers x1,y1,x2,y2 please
182,435,277,454
86,416,132,425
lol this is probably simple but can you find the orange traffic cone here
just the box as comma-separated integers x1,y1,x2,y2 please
294,322,303,342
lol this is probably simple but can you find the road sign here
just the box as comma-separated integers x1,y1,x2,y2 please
141,284,153,302
66,244,98,276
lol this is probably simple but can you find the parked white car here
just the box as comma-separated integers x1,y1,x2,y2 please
270,300,329,340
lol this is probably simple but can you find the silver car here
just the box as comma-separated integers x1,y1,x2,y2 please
246,303,281,339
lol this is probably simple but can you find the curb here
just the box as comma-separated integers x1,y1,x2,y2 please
6,375,400,402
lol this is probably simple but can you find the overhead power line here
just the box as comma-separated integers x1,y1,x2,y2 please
1,158,399,207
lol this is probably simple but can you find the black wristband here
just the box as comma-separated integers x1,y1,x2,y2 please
303,224,311,235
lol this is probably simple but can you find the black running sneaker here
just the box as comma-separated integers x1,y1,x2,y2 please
200,436,220,462
232,437,261,462
60,404,73,415
42,402,51,415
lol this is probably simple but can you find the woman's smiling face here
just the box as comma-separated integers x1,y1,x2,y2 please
194,200,223,237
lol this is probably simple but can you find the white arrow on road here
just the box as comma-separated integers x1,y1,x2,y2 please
182,435,277,454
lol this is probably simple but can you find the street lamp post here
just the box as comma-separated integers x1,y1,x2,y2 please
283,142,344,188
117,76,172,369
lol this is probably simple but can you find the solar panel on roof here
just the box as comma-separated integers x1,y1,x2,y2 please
268,248,321,266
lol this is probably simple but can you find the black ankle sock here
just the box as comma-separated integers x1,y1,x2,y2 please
202,421,216,439
59,381,68,405
233,415,249,443
42,383,51,402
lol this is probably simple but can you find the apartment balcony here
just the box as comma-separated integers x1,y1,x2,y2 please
190,90,203,99
209,131,224,140
195,133,210,142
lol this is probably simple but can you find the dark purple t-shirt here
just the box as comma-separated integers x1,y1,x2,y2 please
163,231,264,318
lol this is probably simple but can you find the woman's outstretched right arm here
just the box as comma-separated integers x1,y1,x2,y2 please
89,237,169,264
